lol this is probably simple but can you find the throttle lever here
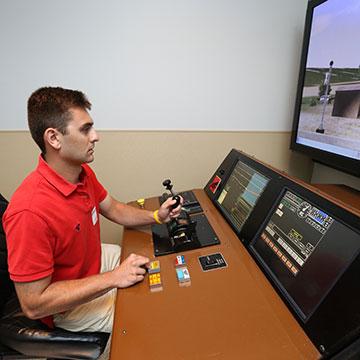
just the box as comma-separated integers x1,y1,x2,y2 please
171,195,181,209
162,179,181,209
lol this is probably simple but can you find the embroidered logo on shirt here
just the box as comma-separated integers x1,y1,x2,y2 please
75,223,81,232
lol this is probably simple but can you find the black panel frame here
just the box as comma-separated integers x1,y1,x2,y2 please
204,149,285,245
152,213,220,256
289,0,360,177
248,180,360,356
205,149,360,357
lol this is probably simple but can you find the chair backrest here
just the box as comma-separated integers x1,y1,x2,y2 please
0,194,15,316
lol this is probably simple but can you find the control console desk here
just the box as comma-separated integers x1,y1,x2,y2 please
110,149,360,359
110,190,318,359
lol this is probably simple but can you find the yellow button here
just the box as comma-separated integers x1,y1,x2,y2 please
136,198,145,208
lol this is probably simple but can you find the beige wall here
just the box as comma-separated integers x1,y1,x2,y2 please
0,130,312,244
311,162,360,191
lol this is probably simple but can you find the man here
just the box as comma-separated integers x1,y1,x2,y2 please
3,87,181,357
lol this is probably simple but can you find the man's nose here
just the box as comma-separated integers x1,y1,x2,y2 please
91,128,100,142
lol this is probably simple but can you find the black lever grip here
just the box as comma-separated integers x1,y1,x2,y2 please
171,195,181,209
162,179,173,191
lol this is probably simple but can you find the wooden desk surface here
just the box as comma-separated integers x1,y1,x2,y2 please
110,190,319,360
312,183,360,214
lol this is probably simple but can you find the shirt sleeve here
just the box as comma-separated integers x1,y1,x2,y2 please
4,210,54,282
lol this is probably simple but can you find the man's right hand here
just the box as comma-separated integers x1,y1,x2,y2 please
14,252,150,320
113,253,149,288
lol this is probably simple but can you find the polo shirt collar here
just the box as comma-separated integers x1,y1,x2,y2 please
36,155,86,197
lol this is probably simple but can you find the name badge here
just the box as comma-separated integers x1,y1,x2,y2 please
91,206,98,225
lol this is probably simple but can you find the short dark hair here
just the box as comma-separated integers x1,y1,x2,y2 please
27,87,92,153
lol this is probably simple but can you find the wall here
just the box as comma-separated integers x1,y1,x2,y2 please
0,0,307,131
0,131,312,243
311,162,360,191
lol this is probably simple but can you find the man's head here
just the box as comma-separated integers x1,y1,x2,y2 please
28,87,92,154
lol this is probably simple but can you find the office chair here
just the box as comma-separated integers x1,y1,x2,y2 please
0,193,109,360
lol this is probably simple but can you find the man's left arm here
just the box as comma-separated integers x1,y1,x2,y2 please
99,194,182,226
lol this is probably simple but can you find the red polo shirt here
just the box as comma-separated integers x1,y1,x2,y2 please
3,156,107,325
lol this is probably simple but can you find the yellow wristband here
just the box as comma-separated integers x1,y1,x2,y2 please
153,210,163,224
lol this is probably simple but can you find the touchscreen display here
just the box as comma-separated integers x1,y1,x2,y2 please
217,160,269,232
251,190,360,320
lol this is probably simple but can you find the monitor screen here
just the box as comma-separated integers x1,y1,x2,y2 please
216,160,269,233
250,190,360,321
291,0,360,175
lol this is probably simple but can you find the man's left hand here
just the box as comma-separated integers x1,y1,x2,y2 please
157,196,183,223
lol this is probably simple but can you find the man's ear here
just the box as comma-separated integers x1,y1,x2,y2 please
44,128,62,150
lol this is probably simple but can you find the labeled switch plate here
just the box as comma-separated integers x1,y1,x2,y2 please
198,253,227,271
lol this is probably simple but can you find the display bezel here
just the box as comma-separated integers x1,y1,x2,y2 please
208,153,283,241
215,159,270,234
249,184,360,323
290,0,360,177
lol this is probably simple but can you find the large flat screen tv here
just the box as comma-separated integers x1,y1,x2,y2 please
290,0,360,176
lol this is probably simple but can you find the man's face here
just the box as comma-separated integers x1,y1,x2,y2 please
59,107,99,165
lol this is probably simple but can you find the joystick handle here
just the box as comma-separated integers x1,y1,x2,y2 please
171,195,181,209
162,179,180,209
162,179,173,193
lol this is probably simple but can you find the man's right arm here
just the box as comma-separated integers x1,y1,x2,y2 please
14,253,149,320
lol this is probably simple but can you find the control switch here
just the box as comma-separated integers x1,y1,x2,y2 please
199,253,227,271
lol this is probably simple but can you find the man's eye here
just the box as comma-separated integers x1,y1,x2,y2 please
81,126,92,133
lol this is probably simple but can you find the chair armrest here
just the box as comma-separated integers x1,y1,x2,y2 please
0,315,109,360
